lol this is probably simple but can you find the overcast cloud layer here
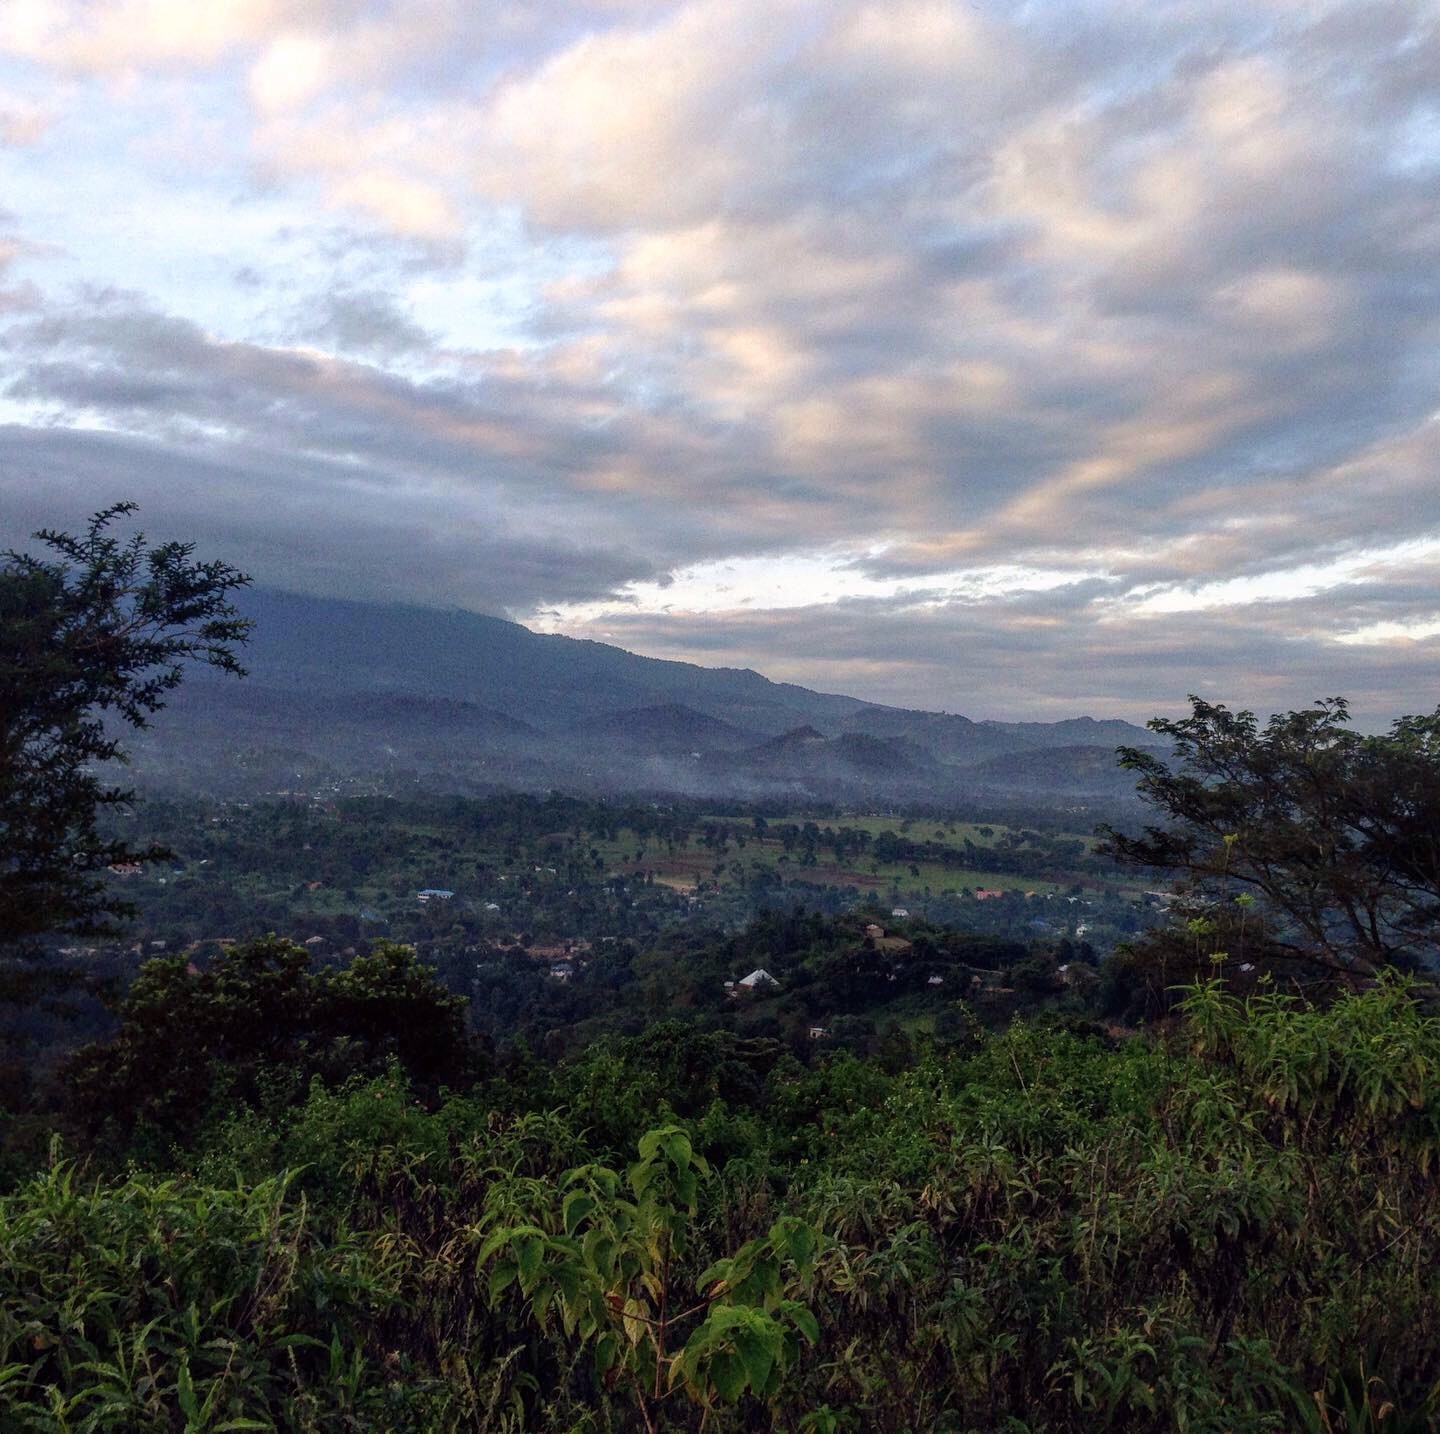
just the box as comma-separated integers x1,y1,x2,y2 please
2,0,1439,720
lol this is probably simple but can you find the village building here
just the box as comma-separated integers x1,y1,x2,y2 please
737,968,779,990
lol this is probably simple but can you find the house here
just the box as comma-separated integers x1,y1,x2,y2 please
417,889,455,903
974,888,1006,901
864,923,886,940
808,1025,831,1040
738,968,779,990
890,906,910,918
548,962,574,981
927,974,945,986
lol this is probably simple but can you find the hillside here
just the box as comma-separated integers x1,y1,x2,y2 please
132,588,1163,802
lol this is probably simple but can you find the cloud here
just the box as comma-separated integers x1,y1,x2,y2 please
0,90,51,146
248,28,332,115
0,422,659,613
288,285,433,357
1,0,1439,717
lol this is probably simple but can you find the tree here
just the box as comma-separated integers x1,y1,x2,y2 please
0,504,250,945
1101,696,1440,983
65,936,475,1147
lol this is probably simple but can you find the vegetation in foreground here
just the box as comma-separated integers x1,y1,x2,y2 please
3,972,1439,1431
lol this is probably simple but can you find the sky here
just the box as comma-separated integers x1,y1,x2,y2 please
2,0,1439,722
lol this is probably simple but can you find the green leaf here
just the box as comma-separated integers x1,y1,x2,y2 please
734,1322,777,1393
517,1236,545,1287
562,1191,595,1236
709,1349,747,1402
774,1218,817,1267
696,1257,732,1295
783,1301,820,1345
176,1359,198,1423
487,1260,518,1302
474,1226,516,1266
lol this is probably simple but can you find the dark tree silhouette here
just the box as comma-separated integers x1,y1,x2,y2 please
1101,696,1440,982
0,503,250,946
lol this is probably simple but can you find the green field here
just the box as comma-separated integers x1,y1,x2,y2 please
593,829,1071,896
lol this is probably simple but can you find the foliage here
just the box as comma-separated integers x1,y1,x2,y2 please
0,1161,407,1430
5,979,1439,1429
1103,696,1440,981
0,504,249,945
64,936,475,1154
477,1125,820,1431
6,562,1440,1434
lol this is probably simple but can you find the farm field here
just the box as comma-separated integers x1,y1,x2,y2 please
602,843,1068,896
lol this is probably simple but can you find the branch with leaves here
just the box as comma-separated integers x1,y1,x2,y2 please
475,1125,822,1431
0,503,250,945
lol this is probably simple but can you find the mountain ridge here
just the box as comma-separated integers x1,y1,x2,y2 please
133,587,1164,802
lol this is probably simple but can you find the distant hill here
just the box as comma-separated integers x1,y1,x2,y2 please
131,587,1164,805
966,743,1154,798
569,704,760,755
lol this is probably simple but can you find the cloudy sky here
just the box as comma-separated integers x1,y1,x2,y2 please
2,0,1439,721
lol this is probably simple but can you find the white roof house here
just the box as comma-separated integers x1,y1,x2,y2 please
738,968,779,989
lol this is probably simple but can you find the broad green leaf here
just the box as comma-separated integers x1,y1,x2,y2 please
562,1191,596,1236
517,1236,545,1286
709,1349,747,1402
782,1301,820,1344
734,1322,776,1393
488,1261,518,1302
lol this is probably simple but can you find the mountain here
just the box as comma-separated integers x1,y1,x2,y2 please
966,743,1154,798
225,589,871,735
568,704,760,755
130,587,1163,804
